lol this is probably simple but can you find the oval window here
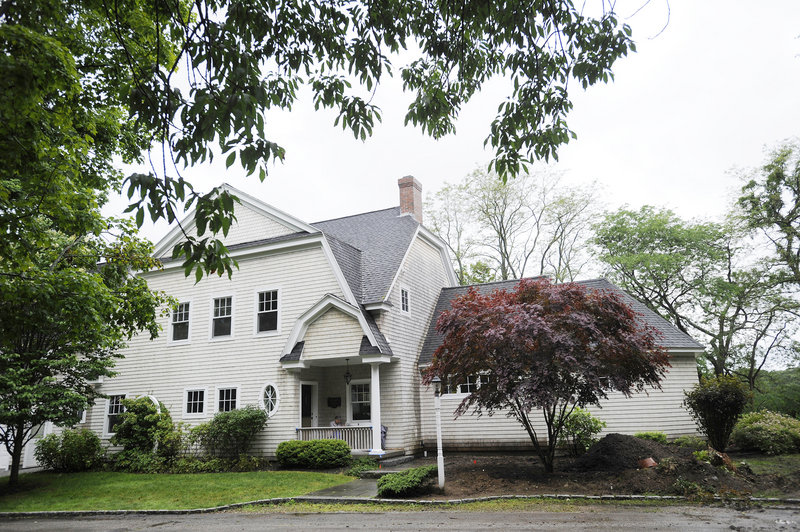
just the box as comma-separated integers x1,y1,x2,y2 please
261,383,279,417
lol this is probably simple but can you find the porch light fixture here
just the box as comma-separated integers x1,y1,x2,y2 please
344,358,352,385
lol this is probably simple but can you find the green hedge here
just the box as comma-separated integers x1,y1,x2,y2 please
275,439,351,469
731,410,800,455
34,428,104,472
377,465,438,498
192,405,268,458
634,431,668,444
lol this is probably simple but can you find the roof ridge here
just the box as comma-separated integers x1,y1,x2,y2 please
312,206,400,225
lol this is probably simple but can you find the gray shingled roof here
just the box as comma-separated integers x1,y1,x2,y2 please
418,278,704,366
313,207,419,305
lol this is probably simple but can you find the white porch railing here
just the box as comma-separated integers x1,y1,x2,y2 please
296,426,372,450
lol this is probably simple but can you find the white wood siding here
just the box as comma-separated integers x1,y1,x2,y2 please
301,309,364,362
374,235,453,453
418,353,701,450
155,203,300,259
86,244,345,456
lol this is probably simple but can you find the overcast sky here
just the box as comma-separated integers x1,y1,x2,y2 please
110,0,800,242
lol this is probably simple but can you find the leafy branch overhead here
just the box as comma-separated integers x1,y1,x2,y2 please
3,0,635,279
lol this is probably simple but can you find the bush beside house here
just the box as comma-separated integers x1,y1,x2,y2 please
275,439,351,469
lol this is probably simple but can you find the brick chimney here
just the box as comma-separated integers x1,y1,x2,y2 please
398,175,423,224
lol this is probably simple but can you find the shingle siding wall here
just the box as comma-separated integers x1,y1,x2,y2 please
418,353,700,450
81,245,345,456
377,235,452,454
155,203,299,259
302,309,364,362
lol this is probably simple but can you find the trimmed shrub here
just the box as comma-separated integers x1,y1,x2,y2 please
111,397,183,461
731,410,800,455
347,456,378,477
377,465,438,498
34,428,104,472
672,435,707,451
684,375,750,452
634,431,668,444
110,449,164,473
192,405,268,458
275,439,351,469
559,407,606,456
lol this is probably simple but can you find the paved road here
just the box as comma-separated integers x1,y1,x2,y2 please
1,505,798,531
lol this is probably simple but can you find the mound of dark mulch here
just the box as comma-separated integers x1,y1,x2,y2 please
572,433,692,473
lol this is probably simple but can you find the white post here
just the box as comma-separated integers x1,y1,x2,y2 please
369,362,383,455
433,378,445,489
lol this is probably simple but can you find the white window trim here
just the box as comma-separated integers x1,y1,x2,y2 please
259,382,280,418
104,393,127,438
253,288,281,337
209,295,235,341
79,409,87,424
183,387,208,419
214,385,240,414
169,299,192,345
443,374,489,397
400,284,410,313
346,379,371,426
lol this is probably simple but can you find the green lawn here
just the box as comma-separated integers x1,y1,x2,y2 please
737,453,800,475
0,471,353,512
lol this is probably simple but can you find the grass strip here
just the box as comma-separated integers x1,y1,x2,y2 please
0,471,353,512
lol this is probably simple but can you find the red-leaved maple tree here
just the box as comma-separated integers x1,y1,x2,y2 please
423,278,670,472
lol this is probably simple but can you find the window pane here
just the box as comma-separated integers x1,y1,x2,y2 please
258,312,277,332
186,390,205,414
172,303,190,341
213,317,231,337
263,385,278,417
218,388,237,412
350,383,370,421
172,322,189,341
257,291,278,332
107,395,125,433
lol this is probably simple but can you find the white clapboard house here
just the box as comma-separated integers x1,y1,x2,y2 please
9,177,703,466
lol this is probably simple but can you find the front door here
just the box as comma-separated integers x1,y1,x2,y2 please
300,383,318,427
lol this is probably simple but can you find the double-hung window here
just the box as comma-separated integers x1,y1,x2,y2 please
218,388,237,412
212,297,232,338
349,382,371,422
257,290,279,333
400,286,410,313
186,389,205,415
107,394,125,434
172,302,190,341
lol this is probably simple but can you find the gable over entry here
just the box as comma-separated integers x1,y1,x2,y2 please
280,294,393,454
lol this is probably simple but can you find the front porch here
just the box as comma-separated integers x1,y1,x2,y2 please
285,355,395,455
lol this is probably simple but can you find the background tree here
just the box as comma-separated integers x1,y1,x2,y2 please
739,142,800,284
3,0,635,278
593,206,800,380
423,278,668,472
427,168,598,284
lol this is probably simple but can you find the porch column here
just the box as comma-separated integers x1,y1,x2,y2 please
369,362,383,455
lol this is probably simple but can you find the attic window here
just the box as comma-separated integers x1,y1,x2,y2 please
401,287,410,313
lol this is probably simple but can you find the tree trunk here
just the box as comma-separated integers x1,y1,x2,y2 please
8,424,25,488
